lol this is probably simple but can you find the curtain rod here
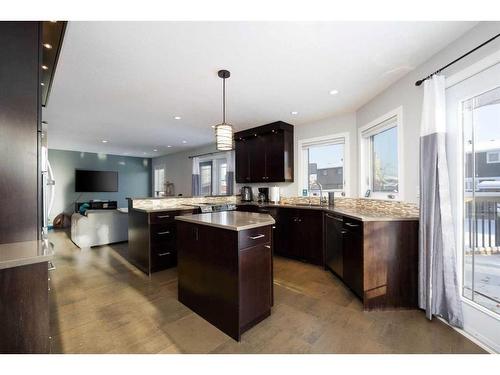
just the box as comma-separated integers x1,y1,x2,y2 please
188,150,228,159
415,33,500,87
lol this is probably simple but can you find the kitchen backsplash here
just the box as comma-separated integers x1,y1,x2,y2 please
279,196,420,217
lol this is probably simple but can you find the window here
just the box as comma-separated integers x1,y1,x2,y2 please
359,107,403,200
461,85,500,315
196,154,232,196
487,151,500,164
299,133,349,197
215,159,228,195
153,167,165,197
199,161,213,196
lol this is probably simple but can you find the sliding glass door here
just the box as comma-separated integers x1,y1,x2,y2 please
462,85,500,315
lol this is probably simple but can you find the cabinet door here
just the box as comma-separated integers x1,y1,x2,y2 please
342,220,364,298
275,208,292,257
247,135,267,182
297,209,324,265
235,138,250,183
265,130,285,182
324,213,344,277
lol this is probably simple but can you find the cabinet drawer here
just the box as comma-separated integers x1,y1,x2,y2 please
150,211,176,224
150,223,176,242
238,226,272,249
151,247,177,271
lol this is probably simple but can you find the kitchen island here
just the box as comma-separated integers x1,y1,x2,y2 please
175,211,275,341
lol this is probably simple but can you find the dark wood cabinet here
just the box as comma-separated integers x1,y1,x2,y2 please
277,208,324,266
234,121,294,183
127,205,197,274
0,22,41,244
177,221,273,341
0,262,49,353
324,212,418,310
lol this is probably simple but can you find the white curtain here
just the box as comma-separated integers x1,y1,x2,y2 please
418,75,464,328
191,156,200,196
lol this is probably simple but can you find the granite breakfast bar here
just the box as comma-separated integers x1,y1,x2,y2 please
175,211,275,341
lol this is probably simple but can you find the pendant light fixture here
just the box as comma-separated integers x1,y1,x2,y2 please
214,69,234,151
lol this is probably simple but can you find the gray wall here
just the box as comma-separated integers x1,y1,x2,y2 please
356,21,500,204
48,149,152,222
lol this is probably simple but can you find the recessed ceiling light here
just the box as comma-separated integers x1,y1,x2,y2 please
143,152,147,155
43,43,52,49
211,125,215,128
101,140,108,143
40,82,45,86
329,89,339,95
174,116,182,120
167,145,172,148
153,149,158,152
291,111,298,115
42,65,48,70
182,140,187,144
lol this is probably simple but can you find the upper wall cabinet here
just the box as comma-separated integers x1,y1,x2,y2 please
234,121,294,183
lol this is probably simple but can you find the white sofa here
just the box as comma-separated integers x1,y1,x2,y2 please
71,208,128,248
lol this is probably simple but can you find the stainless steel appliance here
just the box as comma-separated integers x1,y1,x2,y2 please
328,191,335,207
257,187,269,203
40,122,56,240
240,186,253,202
324,213,344,277
187,202,237,213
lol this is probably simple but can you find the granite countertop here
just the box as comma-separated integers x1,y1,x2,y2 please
0,239,54,270
237,202,419,222
175,211,276,231
131,205,198,213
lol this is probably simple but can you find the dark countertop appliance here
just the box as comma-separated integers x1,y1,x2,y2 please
258,187,269,203
240,186,253,202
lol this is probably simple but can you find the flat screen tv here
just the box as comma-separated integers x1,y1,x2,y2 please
75,170,118,192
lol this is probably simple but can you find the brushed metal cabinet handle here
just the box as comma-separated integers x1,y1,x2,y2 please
249,234,265,240
345,222,359,227
158,252,172,256
264,245,271,249
157,215,170,218
158,231,171,235
326,214,343,222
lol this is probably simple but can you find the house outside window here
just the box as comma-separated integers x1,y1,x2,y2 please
359,107,404,200
298,133,349,197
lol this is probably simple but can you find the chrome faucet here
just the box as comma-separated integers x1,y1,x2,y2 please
309,181,326,206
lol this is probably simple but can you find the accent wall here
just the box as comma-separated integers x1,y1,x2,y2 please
48,149,152,223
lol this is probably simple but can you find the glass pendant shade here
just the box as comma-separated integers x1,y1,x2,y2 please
215,123,234,151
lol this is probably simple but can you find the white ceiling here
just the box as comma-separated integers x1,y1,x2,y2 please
43,21,477,157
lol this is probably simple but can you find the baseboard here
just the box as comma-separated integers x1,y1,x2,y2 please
436,316,498,353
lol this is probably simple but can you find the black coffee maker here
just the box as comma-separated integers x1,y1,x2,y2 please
257,187,269,203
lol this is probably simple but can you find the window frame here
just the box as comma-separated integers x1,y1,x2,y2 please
297,132,350,197
359,106,404,201
153,166,165,197
197,153,231,196
486,150,500,164
199,160,213,196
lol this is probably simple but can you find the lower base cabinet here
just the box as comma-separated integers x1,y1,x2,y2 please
0,262,50,353
324,213,419,310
